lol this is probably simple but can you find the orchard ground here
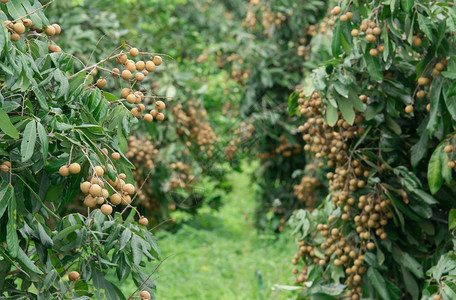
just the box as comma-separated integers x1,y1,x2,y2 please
114,163,299,299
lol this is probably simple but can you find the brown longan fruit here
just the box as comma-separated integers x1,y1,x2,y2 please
405,105,414,114
23,19,33,27
369,49,378,56
121,195,131,205
444,145,454,153
121,70,132,80
366,34,376,43
89,184,102,197
131,107,141,117
100,204,113,215
0,165,9,173
68,271,80,282
150,109,158,117
346,12,353,19
96,197,104,205
331,6,341,15
96,78,107,88
136,61,145,71
111,68,120,76
117,54,128,64
152,56,162,66
435,63,444,71
137,104,145,112
84,195,97,208
155,101,166,111
126,94,137,104
140,290,151,299
52,24,61,35
129,48,139,57
110,193,122,205
143,70,149,76
13,22,25,34
45,25,56,36
144,114,153,122
11,33,20,42
123,183,135,194
156,113,165,121
418,77,429,86
373,27,382,35
80,181,91,194
412,36,422,47
351,29,359,37
69,163,81,174
135,72,145,81
2,161,10,167
340,14,348,22
367,242,375,250
121,88,130,99
139,217,149,226
59,165,70,176
111,152,121,160
94,166,104,177
145,61,156,72
48,45,62,53
125,62,136,73
102,189,109,199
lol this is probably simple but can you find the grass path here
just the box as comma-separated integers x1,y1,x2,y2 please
150,169,299,299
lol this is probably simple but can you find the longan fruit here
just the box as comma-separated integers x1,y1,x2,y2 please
11,33,20,42
135,72,145,81
378,45,384,52
121,195,131,205
156,113,165,121
131,107,141,118
351,29,359,37
69,163,81,174
100,204,113,215
111,68,120,76
0,165,9,173
23,19,33,27
369,49,378,56
145,61,156,72
13,22,25,34
3,20,12,28
80,181,91,194
418,77,429,86
125,62,136,73
101,148,109,156
121,88,131,99
126,94,137,104
89,184,102,197
59,165,70,176
367,242,375,250
45,25,56,36
435,63,444,71
123,183,135,194
84,195,97,208
331,6,341,15
340,14,348,22
139,217,149,226
118,173,126,180
143,70,149,76
129,48,139,57
52,24,61,35
117,54,128,64
136,61,145,71
111,152,121,160
140,290,151,299
444,145,454,153
137,104,145,112
152,56,162,66
373,27,381,35
121,70,132,80
346,12,353,19
111,193,122,205
68,271,80,282
134,91,144,101
96,197,104,205
102,189,109,199
366,34,376,43
155,101,166,111
412,36,422,47
94,166,104,177
144,114,153,122
96,78,107,88
150,109,158,117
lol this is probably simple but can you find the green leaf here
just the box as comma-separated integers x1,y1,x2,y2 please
331,21,341,57
449,209,456,230
17,248,43,275
401,0,413,12
365,52,383,82
337,97,355,125
0,108,19,139
443,280,456,300
7,188,18,258
92,268,123,300
21,120,37,162
0,180,9,218
427,76,443,137
54,69,69,99
417,14,435,42
326,104,338,127
428,145,443,194
54,224,82,242
288,91,299,117
131,234,142,265
32,87,49,111
120,229,132,251
367,267,391,300
42,269,58,290
37,122,48,161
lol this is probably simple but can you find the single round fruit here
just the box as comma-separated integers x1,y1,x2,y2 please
13,22,25,34
69,163,81,174
433,295,442,300
139,217,149,226
96,78,107,88
152,56,162,66
3,161,11,167
136,61,145,71
96,197,104,205
369,49,378,56
412,36,422,47
23,19,33,27
68,271,80,282
143,70,149,76
84,195,97,208
140,290,151,299
346,12,353,19
111,193,122,205
11,33,20,42
118,54,128,64
121,195,131,205
340,14,348,22
444,145,454,153
101,204,113,215
112,68,120,76
145,61,156,72
0,165,9,173
121,88,130,98
112,152,121,160
125,62,136,73
131,107,141,117
331,6,341,15
102,189,109,199
129,48,139,57
373,27,382,35
156,113,165,121
144,114,153,122
366,34,376,43
89,184,102,197
418,77,430,86
121,70,132,80
417,90,426,98
150,109,158,117
137,104,145,112
94,166,104,177
45,25,56,36
52,24,61,35
80,181,91,194
155,101,166,111
59,165,70,176
123,183,135,194
135,72,145,81
351,29,359,37
126,93,137,104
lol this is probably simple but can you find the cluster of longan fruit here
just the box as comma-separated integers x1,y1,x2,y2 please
224,122,255,160
172,102,218,157
3,18,61,43
293,174,320,208
169,162,196,192
0,161,11,173
257,135,301,162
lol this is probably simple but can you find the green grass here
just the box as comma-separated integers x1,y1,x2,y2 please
122,166,299,299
